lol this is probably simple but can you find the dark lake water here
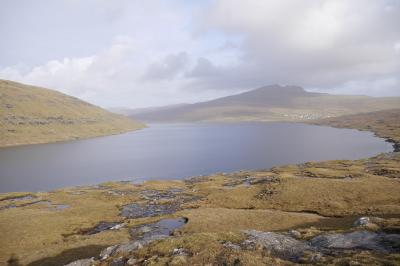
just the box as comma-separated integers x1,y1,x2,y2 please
0,122,393,192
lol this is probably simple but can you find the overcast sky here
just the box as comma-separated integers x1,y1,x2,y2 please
1,0,399,108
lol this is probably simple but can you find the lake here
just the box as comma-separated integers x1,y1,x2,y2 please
0,122,393,192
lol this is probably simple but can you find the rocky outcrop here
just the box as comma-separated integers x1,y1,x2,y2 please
243,230,312,261
310,230,400,253
66,218,188,265
243,228,400,263
64,258,95,266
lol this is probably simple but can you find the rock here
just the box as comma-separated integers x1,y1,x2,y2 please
242,239,257,250
354,217,370,226
353,217,380,231
110,223,124,230
123,190,199,216
84,222,123,235
379,234,400,252
244,230,311,261
172,248,190,256
289,230,302,239
311,231,379,250
243,229,400,262
110,257,126,266
100,245,118,260
114,241,145,255
100,241,145,259
140,190,176,200
120,203,178,218
98,218,189,261
126,258,138,265
138,226,153,233
310,230,400,252
64,258,95,266
222,241,241,251
139,189,183,200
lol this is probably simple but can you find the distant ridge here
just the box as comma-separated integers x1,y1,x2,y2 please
199,85,321,106
130,84,400,122
0,79,145,147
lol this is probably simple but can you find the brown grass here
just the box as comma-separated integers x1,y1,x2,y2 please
311,108,400,144
0,79,145,147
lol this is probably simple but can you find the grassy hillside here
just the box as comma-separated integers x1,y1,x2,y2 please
311,109,400,151
132,85,400,122
0,79,145,147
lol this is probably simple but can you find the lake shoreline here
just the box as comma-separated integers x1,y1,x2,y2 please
0,109,399,265
0,121,392,193
0,125,147,149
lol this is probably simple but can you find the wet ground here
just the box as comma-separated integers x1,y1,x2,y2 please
130,218,188,242
0,195,70,211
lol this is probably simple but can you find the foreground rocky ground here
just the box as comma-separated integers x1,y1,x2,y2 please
1,110,400,266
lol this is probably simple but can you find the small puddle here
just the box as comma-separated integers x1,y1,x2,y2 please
68,191,87,195
36,201,70,211
1,195,37,202
0,195,37,209
130,217,188,241
223,176,280,188
0,199,69,211
55,204,70,210
120,193,202,219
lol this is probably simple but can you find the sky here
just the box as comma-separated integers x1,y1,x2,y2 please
1,0,399,108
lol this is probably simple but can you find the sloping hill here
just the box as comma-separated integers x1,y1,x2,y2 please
311,109,400,151
0,79,145,147
133,85,400,122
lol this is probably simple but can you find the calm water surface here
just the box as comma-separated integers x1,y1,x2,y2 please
0,123,393,192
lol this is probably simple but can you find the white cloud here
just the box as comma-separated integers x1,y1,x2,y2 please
141,52,189,81
1,0,399,107
395,42,400,54
191,0,400,95
310,77,399,97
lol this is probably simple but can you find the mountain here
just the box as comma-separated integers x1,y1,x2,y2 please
131,85,400,122
0,79,145,147
109,103,190,116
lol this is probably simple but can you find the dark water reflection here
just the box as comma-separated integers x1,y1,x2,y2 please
0,122,393,192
